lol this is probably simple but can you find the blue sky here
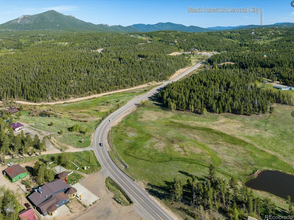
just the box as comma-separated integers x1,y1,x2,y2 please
0,0,294,27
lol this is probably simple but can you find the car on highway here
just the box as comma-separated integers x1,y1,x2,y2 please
99,142,103,147
109,119,112,122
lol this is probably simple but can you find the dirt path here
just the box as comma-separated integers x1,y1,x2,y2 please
169,65,193,80
6,83,159,106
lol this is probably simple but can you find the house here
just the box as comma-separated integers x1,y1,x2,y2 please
19,208,36,220
273,85,294,90
9,122,24,132
8,107,19,114
3,164,27,182
1,107,19,114
28,179,77,216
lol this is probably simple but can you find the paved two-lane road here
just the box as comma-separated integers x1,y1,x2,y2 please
91,58,210,220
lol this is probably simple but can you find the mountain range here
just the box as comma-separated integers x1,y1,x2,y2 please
0,10,293,33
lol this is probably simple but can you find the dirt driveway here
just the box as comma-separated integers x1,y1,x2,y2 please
54,172,140,220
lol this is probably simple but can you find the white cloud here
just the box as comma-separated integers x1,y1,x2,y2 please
42,5,79,12
292,12,294,14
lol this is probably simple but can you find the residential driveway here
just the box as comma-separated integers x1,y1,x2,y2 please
72,183,100,206
21,126,59,153
22,126,43,137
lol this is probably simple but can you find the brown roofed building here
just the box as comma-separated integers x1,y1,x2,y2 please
8,107,19,114
57,172,69,183
66,187,77,198
28,179,71,216
3,164,27,182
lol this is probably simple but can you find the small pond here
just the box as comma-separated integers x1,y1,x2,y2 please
245,170,294,202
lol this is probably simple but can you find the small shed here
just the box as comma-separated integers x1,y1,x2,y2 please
19,208,36,220
3,164,27,182
57,172,69,183
9,122,24,132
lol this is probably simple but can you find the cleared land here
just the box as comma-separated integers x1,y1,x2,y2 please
110,101,294,190
19,86,155,149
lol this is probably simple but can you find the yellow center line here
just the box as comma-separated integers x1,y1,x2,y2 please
157,215,164,220
98,122,144,202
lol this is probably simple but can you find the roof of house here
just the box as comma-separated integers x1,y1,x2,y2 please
4,164,27,179
19,208,36,220
57,172,69,179
9,122,24,130
37,196,57,214
28,179,70,207
8,107,19,114
37,192,68,214
47,203,57,213
66,187,77,195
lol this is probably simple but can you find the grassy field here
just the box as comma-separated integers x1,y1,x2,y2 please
18,86,155,148
110,101,294,188
105,177,132,206
53,133,92,148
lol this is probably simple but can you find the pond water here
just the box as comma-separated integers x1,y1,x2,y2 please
245,170,294,202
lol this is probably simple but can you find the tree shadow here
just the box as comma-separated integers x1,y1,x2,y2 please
179,170,194,178
25,166,34,176
178,170,206,182
146,183,170,200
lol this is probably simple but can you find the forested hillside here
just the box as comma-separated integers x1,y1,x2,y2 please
0,32,190,102
158,69,293,115
1,26,294,102
0,10,139,32
157,27,294,115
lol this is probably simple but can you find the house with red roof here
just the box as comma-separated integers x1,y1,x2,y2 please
19,208,36,220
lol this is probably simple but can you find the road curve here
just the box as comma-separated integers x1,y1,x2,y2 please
91,58,210,220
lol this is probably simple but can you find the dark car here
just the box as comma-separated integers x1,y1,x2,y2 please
99,142,103,147
24,203,31,209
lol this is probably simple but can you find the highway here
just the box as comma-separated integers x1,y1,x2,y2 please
91,58,210,220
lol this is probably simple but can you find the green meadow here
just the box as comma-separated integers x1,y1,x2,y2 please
110,102,294,188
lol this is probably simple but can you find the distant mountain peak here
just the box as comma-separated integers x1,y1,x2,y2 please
0,10,139,32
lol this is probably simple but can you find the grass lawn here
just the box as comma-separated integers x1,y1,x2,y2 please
105,177,132,206
6,151,101,175
110,101,294,189
63,151,101,174
67,172,84,185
